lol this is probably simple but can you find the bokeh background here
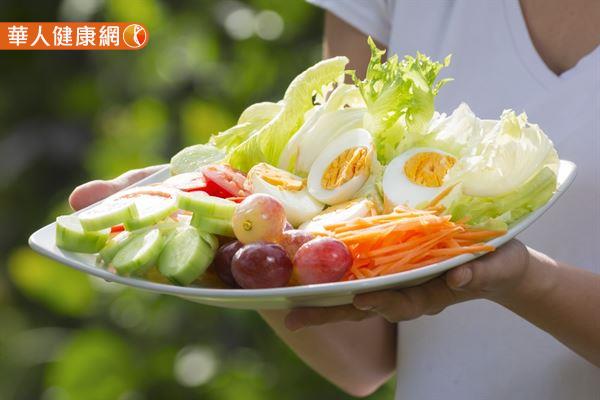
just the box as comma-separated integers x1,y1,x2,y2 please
0,1,396,399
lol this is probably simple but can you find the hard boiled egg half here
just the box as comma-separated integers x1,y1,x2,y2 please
307,128,374,205
299,199,376,233
246,163,324,226
382,147,457,208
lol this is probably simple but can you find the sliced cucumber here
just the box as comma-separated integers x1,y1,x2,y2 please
158,226,216,285
198,231,218,252
178,192,237,219
56,215,110,253
79,196,138,231
99,231,134,264
112,228,165,275
122,187,179,230
190,213,234,237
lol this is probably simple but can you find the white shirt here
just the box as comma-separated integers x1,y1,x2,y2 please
308,1,600,398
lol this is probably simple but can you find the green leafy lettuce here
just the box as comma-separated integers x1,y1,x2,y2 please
227,56,349,172
351,37,451,164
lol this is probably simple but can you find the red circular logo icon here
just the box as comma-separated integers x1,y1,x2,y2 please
123,24,147,48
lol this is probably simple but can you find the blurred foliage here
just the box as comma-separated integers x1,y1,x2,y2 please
0,0,396,399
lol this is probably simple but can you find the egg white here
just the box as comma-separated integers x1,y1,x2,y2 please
382,147,456,208
250,174,324,227
307,128,374,205
299,199,375,233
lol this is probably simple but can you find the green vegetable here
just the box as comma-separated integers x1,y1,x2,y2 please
351,37,451,164
441,110,559,229
177,192,237,219
445,110,559,197
237,101,282,125
227,56,349,172
78,197,138,231
170,144,226,175
158,226,216,285
352,158,385,212
445,166,557,229
278,84,366,175
190,214,235,237
123,193,178,231
422,103,489,157
56,216,110,253
99,231,134,264
112,228,165,275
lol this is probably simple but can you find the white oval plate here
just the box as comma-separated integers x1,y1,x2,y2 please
29,160,576,310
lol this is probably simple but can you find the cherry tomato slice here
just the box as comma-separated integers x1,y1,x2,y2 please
201,165,250,198
203,179,236,198
163,172,206,192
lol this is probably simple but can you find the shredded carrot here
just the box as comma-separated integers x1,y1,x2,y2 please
326,205,504,281
426,184,457,208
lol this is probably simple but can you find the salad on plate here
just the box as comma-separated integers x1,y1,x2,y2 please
54,38,559,289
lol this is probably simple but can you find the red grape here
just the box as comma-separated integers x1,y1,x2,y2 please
278,230,314,259
284,221,293,231
232,194,286,244
212,240,244,287
231,243,292,289
293,237,352,285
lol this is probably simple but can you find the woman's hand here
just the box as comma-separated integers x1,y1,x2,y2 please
69,166,163,211
285,239,537,330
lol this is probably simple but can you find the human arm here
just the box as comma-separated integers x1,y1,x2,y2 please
286,239,600,367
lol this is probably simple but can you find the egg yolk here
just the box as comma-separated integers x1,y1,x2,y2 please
250,163,305,191
321,146,371,190
403,152,456,187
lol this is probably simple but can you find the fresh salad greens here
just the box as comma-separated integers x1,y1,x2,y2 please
351,37,451,164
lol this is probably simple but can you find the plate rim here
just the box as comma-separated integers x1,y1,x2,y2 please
29,160,577,300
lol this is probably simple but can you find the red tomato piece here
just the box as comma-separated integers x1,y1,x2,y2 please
201,165,250,198
163,172,206,192
111,224,125,233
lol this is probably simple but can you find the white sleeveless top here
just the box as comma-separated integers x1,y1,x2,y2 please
309,1,600,398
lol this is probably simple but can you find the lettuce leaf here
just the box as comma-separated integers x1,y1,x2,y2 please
440,110,559,229
445,110,559,197
352,37,451,164
353,157,385,212
238,101,282,125
444,166,557,229
209,102,283,154
170,144,226,175
278,83,365,175
209,122,258,154
227,56,349,172
422,103,489,157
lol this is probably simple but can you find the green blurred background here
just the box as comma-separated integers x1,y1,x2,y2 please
0,1,395,399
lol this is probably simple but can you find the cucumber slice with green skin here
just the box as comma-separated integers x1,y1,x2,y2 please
99,231,134,264
198,231,218,252
178,192,237,219
79,196,138,231
122,187,179,230
101,220,180,264
112,228,165,275
158,226,216,285
190,214,235,237
56,215,110,253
